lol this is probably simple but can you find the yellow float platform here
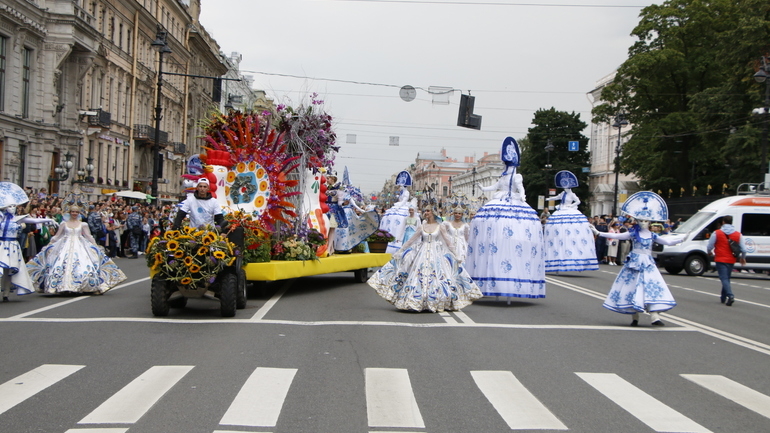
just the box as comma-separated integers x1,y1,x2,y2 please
243,253,392,281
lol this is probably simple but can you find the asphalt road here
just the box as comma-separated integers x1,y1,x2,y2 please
1,258,769,433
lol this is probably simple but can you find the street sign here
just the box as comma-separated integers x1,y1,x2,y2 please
568,141,579,151
582,167,590,173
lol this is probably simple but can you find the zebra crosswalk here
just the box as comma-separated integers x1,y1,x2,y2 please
1,364,768,432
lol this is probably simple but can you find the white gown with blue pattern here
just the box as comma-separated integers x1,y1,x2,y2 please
465,173,546,298
0,217,35,295
379,189,410,253
368,223,482,312
543,190,598,272
601,231,678,314
27,223,126,294
334,203,381,252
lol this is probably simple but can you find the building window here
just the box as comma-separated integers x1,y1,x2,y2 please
126,29,131,54
18,143,27,187
118,23,123,48
0,35,5,112
22,47,32,118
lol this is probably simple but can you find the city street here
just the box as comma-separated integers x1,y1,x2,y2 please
1,259,769,433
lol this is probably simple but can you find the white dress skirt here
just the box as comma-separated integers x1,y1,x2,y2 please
601,232,677,314
368,223,482,312
334,205,381,251
379,204,410,253
27,223,127,294
0,218,35,295
466,198,546,298
543,207,599,272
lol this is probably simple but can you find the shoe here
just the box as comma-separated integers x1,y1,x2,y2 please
630,319,638,327
651,320,665,326
2,296,8,303
720,297,726,304
726,297,734,306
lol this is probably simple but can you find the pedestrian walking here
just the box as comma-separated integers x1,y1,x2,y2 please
706,215,747,306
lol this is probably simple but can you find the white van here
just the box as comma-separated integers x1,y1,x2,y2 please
652,194,770,276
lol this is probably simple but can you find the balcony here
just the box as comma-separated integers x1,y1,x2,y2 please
133,124,169,146
170,142,186,155
87,109,111,128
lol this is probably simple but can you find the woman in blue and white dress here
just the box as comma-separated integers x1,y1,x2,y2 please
402,206,421,244
379,171,413,253
591,191,684,326
27,206,126,295
368,207,482,312
543,171,598,273
466,137,546,299
333,195,380,252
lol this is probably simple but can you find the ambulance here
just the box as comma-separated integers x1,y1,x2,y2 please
653,193,770,276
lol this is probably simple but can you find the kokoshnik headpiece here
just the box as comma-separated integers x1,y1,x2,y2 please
554,170,579,189
621,191,669,222
395,170,412,187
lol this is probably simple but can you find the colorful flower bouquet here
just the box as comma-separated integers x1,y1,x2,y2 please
146,225,238,286
271,236,317,261
366,229,396,243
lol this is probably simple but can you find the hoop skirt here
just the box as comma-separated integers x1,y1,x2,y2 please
0,221,35,295
603,234,676,314
466,198,546,298
27,224,127,294
368,224,482,312
334,206,380,251
379,204,410,253
543,207,599,272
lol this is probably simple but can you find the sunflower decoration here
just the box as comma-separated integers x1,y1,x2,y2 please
202,109,302,232
146,224,239,286
223,211,272,264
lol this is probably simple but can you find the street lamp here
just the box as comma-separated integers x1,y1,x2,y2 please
49,151,74,182
754,56,770,181
544,139,555,208
471,167,476,197
151,25,172,205
612,113,629,217
73,156,95,184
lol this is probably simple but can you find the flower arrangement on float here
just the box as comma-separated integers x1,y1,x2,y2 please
145,225,237,286
366,229,396,243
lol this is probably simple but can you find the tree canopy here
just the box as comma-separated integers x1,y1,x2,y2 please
592,0,770,194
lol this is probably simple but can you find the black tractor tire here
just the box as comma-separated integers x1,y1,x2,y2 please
219,272,237,317
353,268,369,283
684,254,707,276
665,266,683,275
151,278,170,317
168,296,188,309
236,268,247,310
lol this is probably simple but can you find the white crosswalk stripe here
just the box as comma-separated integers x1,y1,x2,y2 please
577,372,712,433
0,364,84,416
78,365,194,425
219,367,297,428
365,367,425,429
682,374,770,419
3,364,770,432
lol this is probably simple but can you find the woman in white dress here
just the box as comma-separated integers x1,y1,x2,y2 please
379,171,413,253
591,191,684,326
543,171,599,273
27,205,127,294
368,207,482,312
0,204,58,302
466,137,546,299
402,206,421,244
443,207,470,264
605,221,620,265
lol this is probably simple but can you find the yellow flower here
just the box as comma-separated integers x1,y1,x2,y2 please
184,227,194,234
180,277,192,285
173,250,185,259
189,264,201,273
154,253,163,263
213,251,226,259
184,256,193,266
164,231,174,240
227,257,236,266
197,246,208,256
167,240,179,251
202,237,212,246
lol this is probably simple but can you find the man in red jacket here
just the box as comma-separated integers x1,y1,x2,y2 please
707,215,747,306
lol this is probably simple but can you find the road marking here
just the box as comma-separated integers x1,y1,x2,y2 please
248,280,291,322
471,370,567,430
453,310,475,324
0,364,84,416
439,311,458,323
65,429,129,433
78,365,193,424
682,374,770,419
220,367,297,427
576,373,712,433
365,368,425,429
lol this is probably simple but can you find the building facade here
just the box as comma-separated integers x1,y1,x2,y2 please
0,0,233,202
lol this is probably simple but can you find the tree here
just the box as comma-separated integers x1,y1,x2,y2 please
519,108,591,212
592,0,770,194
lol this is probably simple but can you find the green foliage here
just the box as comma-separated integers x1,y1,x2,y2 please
592,0,770,193
519,108,591,211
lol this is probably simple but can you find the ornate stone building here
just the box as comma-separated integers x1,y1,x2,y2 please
0,0,231,201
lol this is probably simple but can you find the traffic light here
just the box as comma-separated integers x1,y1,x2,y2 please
457,94,482,130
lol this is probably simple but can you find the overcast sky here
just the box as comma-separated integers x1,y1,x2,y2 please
198,0,657,194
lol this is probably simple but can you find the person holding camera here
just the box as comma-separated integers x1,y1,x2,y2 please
706,215,747,306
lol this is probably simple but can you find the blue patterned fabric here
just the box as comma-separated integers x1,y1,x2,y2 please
0,214,34,295
27,224,126,294
544,207,598,272
465,198,546,298
0,182,29,208
334,207,380,251
602,233,676,314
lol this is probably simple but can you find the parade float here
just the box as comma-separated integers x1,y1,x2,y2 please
147,97,389,317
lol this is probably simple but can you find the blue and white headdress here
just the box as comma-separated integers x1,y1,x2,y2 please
501,137,520,175
554,170,579,189
0,182,29,208
395,170,412,187
621,191,668,222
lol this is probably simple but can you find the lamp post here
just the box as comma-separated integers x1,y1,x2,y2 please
544,139,554,209
471,167,476,197
754,56,770,182
73,156,95,184
151,25,172,205
612,113,629,217
50,151,74,182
